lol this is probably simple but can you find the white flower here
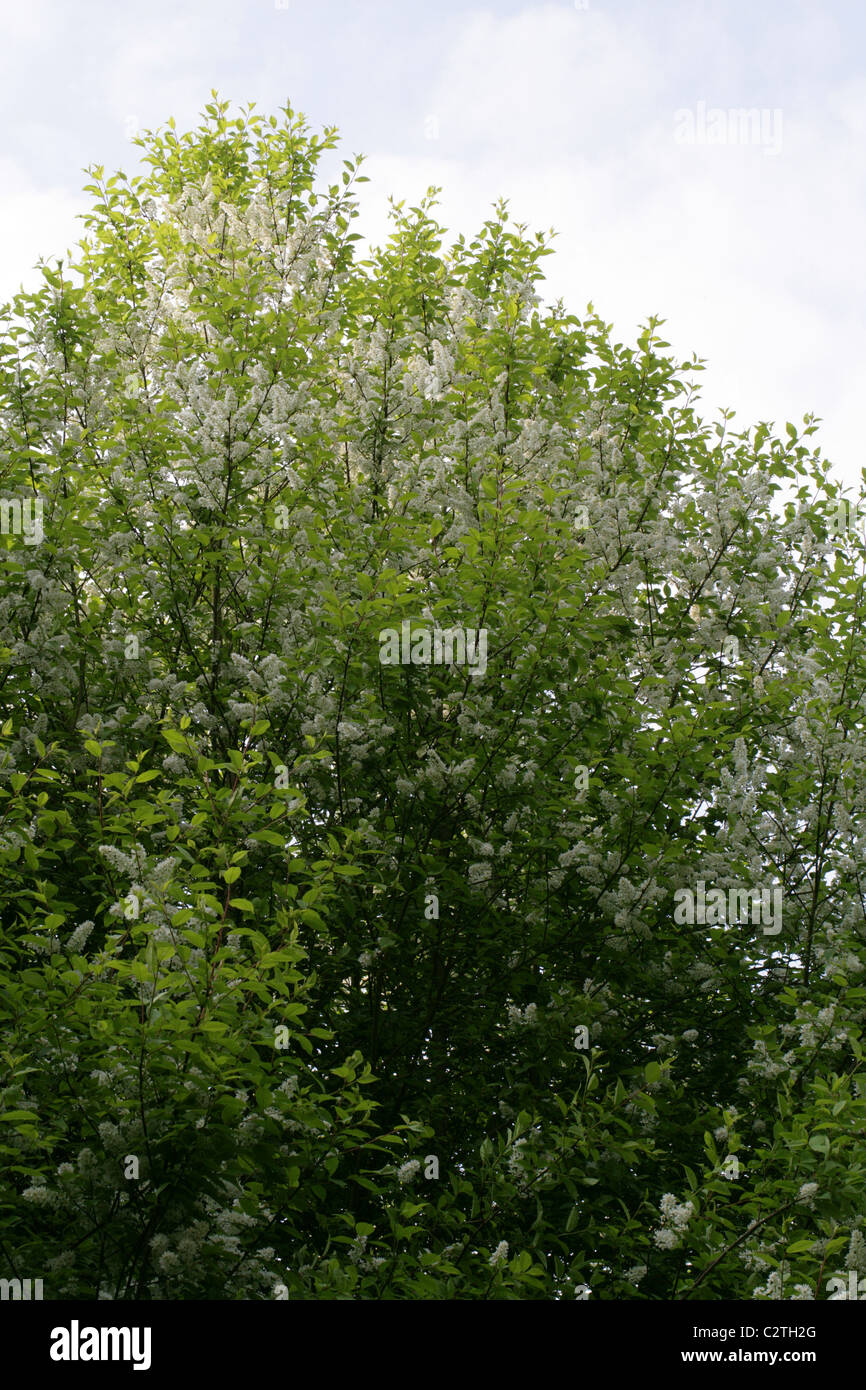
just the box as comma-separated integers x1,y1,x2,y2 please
149,857,177,887
797,1182,818,1204
681,1029,699,1043
506,1001,538,1028
625,1265,647,1285
846,1230,866,1274
489,1241,509,1267
98,843,142,876
397,1159,421,1186
659,1193,694,1230
757,1269,786,1299
67,920,94,952
98,1119,119,1141
508,1137,528,1177
348,1235,368,1264
47,1250,76,1273
653,1227,680,1250
654,1192,695,1249
23,1184,57,1205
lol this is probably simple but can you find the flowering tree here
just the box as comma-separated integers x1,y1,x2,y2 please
1,95,865,1300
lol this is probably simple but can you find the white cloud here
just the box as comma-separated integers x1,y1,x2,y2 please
422,4,661,158
0,160,87,305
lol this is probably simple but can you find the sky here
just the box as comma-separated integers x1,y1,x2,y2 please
1,0,864,489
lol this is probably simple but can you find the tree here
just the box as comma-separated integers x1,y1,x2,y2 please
1,94,865,1301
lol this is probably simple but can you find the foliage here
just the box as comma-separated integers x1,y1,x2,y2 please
1,96,865,1300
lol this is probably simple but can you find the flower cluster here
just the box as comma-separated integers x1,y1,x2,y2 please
652,1193,695,1250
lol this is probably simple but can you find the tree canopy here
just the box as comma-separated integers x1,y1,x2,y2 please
1,96,865,1301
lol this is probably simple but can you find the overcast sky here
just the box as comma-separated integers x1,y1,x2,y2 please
1,0,863,488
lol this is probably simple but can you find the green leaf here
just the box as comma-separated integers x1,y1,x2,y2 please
162,730,192,754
